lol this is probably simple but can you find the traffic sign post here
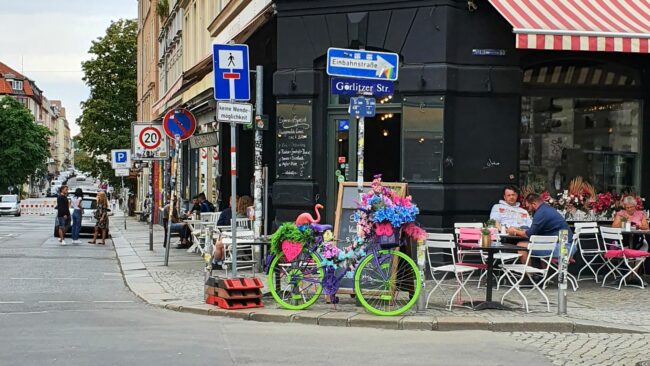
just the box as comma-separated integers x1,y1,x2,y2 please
111,150,131,169
213,43,250,101
349,97,376,118
114,168,130,177
163,108,196,141
131,122,169,161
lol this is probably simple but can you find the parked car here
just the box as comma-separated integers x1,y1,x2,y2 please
0,195,21,216
52,193,109,237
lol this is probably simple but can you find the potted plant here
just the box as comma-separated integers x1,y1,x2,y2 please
480,227,492,248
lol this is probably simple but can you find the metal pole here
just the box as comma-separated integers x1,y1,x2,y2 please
148,163,153,251
121,176,126,230
357,116,365,195
164,135,180,266
253,65,264,239
263,165,269,237
253,65,264,270
557,229,569,315
230,121,238,278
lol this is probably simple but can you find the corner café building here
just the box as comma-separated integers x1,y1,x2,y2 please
271,0,650,229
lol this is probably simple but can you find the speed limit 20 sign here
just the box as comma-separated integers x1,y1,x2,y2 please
131,122,169,160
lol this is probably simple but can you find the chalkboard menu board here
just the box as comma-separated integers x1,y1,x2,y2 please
333,182,408,292
334,182,408,244
276,100,313,179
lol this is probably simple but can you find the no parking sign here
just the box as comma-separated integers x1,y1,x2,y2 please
163,108,196,141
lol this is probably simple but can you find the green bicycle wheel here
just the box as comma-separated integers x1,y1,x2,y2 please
354,249,421,316
268,250,324,310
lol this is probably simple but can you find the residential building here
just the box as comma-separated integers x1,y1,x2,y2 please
137,0,161,215
50,100,71,172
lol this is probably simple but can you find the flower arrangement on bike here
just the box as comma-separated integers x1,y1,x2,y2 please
267,175,424,316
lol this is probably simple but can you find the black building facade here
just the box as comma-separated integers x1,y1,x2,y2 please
271,0,650,230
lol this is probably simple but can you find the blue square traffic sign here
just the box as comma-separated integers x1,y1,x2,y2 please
111,149,131,169
213,43,250,101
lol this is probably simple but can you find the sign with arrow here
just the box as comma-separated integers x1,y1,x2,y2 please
326,48,399,81
163,108,196,141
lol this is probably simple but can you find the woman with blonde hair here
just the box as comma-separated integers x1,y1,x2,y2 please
89,192,110,245
236,195,253,218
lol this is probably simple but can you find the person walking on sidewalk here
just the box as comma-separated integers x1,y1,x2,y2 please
89,191,110,245
56,185,71,245
70,188,84,244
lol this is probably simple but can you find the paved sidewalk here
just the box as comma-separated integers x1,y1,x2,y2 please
110,214,650,333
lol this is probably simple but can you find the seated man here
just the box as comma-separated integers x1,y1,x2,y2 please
163,199,192,248
490,185,532,231
507,193,574,265
198,192,216,213
187,195,202,217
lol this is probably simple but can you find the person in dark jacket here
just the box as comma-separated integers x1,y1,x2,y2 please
508,193,574,264
56,185,70,245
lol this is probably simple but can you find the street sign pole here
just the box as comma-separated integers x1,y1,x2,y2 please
558,229,569,315
253,65,264,262
148,163,153,251
230,117,238,278
357,116,365,197
164,135,181,266
121,176,126,230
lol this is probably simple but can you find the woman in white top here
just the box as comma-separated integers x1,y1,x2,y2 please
71,188,84,244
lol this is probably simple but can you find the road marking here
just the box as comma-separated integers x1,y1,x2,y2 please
51,278,88,280
38,300,77,303
0,311,49,315
0,301,24,304
93,300,134,303
10,278,43,280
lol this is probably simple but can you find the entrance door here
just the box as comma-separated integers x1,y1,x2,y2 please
326,111,402,223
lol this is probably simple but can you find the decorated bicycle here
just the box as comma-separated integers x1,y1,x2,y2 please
267,176,425,316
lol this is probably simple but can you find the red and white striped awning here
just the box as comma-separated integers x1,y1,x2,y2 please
488,0,650,53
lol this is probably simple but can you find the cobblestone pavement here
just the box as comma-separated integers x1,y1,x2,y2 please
115,217,650,330
509,332,650,366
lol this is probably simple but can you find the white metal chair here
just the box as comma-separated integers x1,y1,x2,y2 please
425,233,478,310
575,223,607,283
600,226,650,290
500,235,557,312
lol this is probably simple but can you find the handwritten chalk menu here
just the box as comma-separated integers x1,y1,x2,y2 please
333,181,408,292
276,101,313,179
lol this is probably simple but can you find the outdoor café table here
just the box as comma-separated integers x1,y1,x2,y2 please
473,242,526,311
498,234,524,245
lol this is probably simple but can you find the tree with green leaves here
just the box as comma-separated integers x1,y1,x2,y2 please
77,19,137,188
0,96,51,195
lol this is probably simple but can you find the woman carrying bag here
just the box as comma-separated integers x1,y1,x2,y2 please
89,192,110,245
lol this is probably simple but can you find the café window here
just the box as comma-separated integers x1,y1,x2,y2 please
401,96,444,183
520,96,641,194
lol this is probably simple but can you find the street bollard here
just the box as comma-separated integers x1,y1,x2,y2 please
557,229,569,315
415,239,427,312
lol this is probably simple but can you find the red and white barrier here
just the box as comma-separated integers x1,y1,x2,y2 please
20,198,57,215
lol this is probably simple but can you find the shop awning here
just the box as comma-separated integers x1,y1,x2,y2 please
488,0,650,53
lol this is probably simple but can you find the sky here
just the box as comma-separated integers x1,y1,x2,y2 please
0,0,138,136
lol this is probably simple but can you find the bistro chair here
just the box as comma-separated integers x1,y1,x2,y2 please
425,233,478,311
454,224,487,286
574,224,608,283
500,235,557,313
600,226,650,290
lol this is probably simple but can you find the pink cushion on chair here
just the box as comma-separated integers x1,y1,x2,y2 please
604,250,625,259
458,228,481,242
623,249,650,258
458,243,480,249
457,262,487,270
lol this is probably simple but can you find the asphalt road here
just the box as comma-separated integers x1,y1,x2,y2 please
0,215,552,366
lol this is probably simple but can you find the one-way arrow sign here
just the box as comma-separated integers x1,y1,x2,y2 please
326,48,399,81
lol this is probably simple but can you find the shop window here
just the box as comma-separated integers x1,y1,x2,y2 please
401,96,444,183
520,97,641,194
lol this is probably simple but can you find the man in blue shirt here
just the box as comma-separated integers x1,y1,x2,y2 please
507,193,573,264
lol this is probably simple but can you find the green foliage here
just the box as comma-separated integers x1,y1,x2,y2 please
156,0,169,19
0,96,51,193
76,19,137,188
270,223,314,255
485,219,496,228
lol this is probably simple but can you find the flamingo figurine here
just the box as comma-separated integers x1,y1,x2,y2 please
295,204,323,226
